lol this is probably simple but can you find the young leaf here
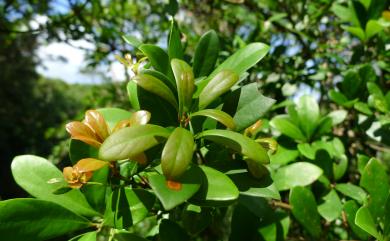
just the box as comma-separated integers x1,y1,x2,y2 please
11,155,98,217
161,127,195,180
193,30,219,77
139,44,171,76
0,199,91,241
171,59,195,114
273,162,323,191
198,70,239,109
122,35,142,48
168,20,183,60
355,206,383,240
132,74,178,109
196,129,269,164
99,124,171,161
290,187,321,238
190,109,235,130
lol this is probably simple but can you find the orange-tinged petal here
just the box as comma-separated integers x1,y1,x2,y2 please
112,119,132,133
63,167,75,181
79,172,93,183
84,110,110,141
74,158,108,173
66,121,98,141
129,110,151,126
244,120,263,137
72,136,102,148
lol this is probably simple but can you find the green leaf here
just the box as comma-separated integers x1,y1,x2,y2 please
193,30,219,77
355,206,383,240
190,165,239,206
329,90,349,106
69,232,96,241
161,127,195,180
11,155,98,217
327,109,347,125
335,183,367,204
168,20,183,59
384,193,390,238
104,187,155,229
360,158,390,222
297,143,316,160
196,129,269,175
273,162,323,191
182,205,212,235
290,187,321,238
270,145,299,165
354,102,373,115
159,219,189,241
99,124,171,161
171,59,195,114
141,69,176,93
98,108,134,129
139,44,171,76
296,95,319,138
343,26,366,41
147,166,202,210
208,42,269,80
122,35,142,48
132,74,178,109
227,169,280,200
191,109,235,130
198,70,239,109
127,81,141,110
317,190,343,222
164,0,179,16
270,116,306,141
223,83,275,131
343,200,369,240
0,198,90,241
113,231,150,241
365,20,383,39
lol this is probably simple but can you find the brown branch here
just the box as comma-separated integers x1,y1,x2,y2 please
270,200,292,210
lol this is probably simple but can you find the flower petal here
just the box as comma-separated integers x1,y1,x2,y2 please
84,110,110,141
74,158,108,173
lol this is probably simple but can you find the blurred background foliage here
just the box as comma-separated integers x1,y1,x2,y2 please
0,0,390,239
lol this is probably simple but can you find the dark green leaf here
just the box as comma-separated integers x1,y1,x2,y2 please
168,20,183,59
99,124,171,161
193,30,219,77
290,187,321,238
113,231,150,241
11,155,98,217
0,199,90,241
139,44,171,76
159,219,189,241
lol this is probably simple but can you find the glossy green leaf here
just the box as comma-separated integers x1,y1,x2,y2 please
273,162,323,191
191,165,239,206
296,95,319,138
355,206,383,240
191,109,235,130
333,156,348,180
354,101,373,115
198,70,239,109
168,20,183,59
297,143,316,160
159,219,189,241
196,129,269,165
227,169,280,200
208,42,269,80
290,187,321,238
147,166,202,210
343,200,369,240
270,145,299,165
104,187,155,228
171,59,195,114
141,68,176,92
222,82,275,131
335,183,367,204
122,35,142,48
0,198,90,241
99,124,171,161
69,232,96,241
139,44,171,76
317,190,343,222
193,30,219,77
360,158,390,222
11,155,98,217
270,116,306,141
132,74,178,109
161,127,195,180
